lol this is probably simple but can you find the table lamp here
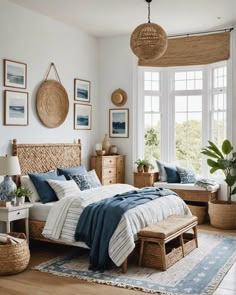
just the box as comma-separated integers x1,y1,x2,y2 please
0,156,21,200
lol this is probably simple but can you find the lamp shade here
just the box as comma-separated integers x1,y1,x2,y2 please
0,156,21,176
130,22,168,61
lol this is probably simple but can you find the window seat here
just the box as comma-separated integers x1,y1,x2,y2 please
153,182,219,202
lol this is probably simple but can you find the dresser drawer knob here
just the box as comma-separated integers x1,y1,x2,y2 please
17,212,20,215
109,180,112,183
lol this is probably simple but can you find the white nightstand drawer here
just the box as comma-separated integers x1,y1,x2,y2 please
8,209,28,221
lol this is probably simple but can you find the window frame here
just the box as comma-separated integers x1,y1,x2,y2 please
136,61,231,177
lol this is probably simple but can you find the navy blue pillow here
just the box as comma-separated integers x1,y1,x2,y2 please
28,171,66,203
57,165,87,180
164,165,181,183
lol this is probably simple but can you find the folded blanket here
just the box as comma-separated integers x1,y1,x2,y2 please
75,187,176,271
194,177,219,190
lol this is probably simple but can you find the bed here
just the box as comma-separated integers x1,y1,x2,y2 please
12,138,190,270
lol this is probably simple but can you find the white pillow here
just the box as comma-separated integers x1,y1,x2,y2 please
20,175,40,202
88,169,102,187
47,179,81,200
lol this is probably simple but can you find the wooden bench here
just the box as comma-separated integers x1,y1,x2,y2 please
138,215,198,270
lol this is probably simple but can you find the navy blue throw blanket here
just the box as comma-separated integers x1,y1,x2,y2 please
74,187,175,271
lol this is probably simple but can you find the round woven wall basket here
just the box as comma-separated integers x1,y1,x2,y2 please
0,232,30,275
130,22,168,60
36,80,69,128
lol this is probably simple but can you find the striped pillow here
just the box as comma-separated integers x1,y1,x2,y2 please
47,180,81,200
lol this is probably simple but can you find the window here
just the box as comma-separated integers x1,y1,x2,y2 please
138,62,229,176
144,71,161,161
211,66,227,147
174,70,203,173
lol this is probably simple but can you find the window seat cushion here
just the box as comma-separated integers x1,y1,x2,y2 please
153,181,220,192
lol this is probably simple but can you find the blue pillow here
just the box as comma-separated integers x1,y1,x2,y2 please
57,165,87,180
28,171,66,203
164,165,181,183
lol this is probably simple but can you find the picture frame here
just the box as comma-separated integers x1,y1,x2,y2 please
74,103,92,130
109,108,129,138
4,90,29,126
74,78,90,102
4,59,27,89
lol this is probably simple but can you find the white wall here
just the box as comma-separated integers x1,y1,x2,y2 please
0,0,100,169
98,35,136,184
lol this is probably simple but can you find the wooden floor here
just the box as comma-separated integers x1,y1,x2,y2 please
0,225,235,295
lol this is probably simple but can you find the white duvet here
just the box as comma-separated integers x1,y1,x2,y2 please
43,184,190,266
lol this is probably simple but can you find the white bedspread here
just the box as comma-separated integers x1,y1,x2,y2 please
43,184,190,266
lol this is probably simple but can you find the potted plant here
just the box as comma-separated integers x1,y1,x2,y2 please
15,186,32,206
142,159,154,173
201,139,236,229
134,159,145,173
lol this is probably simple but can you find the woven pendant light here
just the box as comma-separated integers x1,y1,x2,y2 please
130,0,168,61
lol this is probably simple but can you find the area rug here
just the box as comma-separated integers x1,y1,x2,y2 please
33,233,236,295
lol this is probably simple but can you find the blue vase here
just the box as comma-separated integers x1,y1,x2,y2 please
0,176,17,201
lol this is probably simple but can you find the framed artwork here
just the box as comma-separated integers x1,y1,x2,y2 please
74,78,90,102
4,59,27,89
109,108,129,138
4,90,29,126
74,103,92,130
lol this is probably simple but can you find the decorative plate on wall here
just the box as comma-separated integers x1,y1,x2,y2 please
36,80,69,128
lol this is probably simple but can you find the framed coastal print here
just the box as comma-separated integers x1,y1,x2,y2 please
74,103,92,130
4,59,27,89
109,109,129,138
4,90,28,126
74,78,90,102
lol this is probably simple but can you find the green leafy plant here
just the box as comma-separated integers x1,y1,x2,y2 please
134,159,154,172
201,139,236,203
142,159,154,170
15,186,32,198
134,159,146,167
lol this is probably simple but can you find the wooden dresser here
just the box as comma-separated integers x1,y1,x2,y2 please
90,155,125,185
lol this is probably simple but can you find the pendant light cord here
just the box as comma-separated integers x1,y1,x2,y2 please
148,2,150,23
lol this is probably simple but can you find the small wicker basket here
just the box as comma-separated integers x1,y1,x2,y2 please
0,232,30,275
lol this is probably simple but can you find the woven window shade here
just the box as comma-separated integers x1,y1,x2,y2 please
139,32,230,67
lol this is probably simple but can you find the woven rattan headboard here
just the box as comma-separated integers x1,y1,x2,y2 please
12,139,81,175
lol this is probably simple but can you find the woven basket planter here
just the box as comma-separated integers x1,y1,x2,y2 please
0,232,30,275
187,202,207,224
209,201,236,230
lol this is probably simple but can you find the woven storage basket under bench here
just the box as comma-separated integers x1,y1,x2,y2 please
138,215,198,270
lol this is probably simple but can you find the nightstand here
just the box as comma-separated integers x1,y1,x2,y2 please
133,172,159,188
0,203,33,243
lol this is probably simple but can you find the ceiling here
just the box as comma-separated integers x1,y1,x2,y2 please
8,0,236,38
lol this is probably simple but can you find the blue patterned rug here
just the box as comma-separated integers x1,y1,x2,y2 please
33,233,236,295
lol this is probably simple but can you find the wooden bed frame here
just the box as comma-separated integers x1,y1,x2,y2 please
12,138,82,243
